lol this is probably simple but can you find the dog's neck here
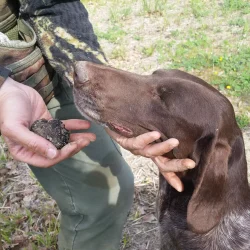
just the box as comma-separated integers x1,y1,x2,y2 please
159,148,250,231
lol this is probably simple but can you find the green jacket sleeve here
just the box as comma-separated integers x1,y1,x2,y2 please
18,0,107,85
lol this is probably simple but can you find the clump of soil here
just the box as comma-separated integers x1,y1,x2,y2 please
30,119,70,149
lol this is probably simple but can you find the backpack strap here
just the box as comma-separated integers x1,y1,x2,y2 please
0,0,19,40
0,16,58,103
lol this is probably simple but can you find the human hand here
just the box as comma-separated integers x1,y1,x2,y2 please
106,129,195,192
0,77,96,167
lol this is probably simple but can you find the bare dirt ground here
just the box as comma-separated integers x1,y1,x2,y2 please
1,0,250,249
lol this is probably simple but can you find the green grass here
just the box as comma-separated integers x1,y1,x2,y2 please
95,25,127,43
236,113,250,128
0,152,7,163
121,233,130,249
190,0,209,18
142,45,155,57
229,17,250,35
168,40,250,96
243,21,250,35
0,213,23,244
0,136,10,166
154,31,212,66
133,34,142,41
0,209,59,249
223,0,250,12
141,0,168,15
154,40,172,63
229,17,246,27
110,7,132,23
211,49,250,94
110,45,126,59
170,30,180,38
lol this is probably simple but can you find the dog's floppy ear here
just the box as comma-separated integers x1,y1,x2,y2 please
187,136,231,234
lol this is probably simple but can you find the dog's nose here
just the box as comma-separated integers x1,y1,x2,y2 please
73,61,89,88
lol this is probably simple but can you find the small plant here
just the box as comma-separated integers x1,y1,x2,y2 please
95,26,127,43
0,136,11,165
110,45,126,59
33,219,59,249
212,48,250,95
169,39,250,96
110,7,132,23
0,206,59,249
170,30,180,37
142,45,155,57
236,113,250,128
190,0,209,18
243,21,250,34
133,210,141,220
223,0,250,12
122,233,130,249
141,0,168,15
0,213,25,244
229,18,250,35
133,34,142,41
229,17,246,27
155,40,172,64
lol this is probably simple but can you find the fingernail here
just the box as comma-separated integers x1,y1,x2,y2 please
169,138,179,148
186,162,196,169
172,143,179,148
177,186,183,192
152,131,161,138
47,148,57,159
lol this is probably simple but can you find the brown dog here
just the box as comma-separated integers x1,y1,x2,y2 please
73,61,250,250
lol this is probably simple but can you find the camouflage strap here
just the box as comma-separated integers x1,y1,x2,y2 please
0,16,58,103
19,0,107,85
0,0,19,40
0,13,16,33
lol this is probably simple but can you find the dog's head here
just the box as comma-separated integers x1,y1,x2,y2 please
73,61,248,234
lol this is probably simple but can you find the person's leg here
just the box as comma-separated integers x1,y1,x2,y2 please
30,82,134,250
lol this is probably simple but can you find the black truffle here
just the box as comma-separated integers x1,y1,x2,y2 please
31,119,70,149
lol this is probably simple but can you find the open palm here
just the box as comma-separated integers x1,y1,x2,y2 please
0,78,95,167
